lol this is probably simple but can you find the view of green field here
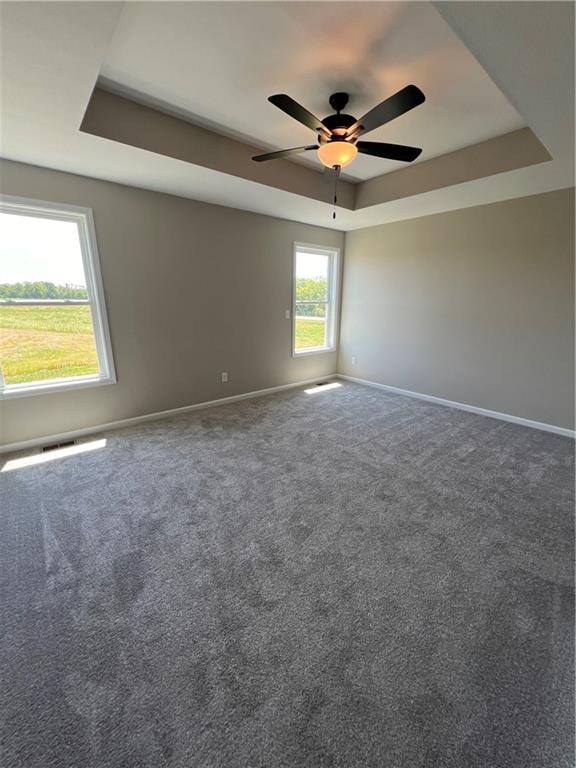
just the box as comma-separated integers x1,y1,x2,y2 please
294,317,326,351
0,305,99,384
294,270,329,351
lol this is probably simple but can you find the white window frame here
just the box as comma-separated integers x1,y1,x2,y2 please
292,242,340,357
0,194,116,399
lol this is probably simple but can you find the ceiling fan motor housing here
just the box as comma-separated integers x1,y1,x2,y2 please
321,93,357,142
321,112,356,138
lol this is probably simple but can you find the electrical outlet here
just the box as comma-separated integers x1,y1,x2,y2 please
285,309,290,320
221,372,228,383
351,355,357,366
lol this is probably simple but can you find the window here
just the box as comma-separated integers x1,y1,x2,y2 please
293,244,339,355
0,195,115,397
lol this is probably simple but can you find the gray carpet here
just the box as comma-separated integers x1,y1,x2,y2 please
1,381,574,768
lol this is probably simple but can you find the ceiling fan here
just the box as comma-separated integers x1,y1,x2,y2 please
252,85,425,170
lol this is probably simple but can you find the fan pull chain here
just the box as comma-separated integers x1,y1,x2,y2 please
332,164,341,220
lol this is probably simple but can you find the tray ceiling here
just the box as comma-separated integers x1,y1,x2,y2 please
99,1,524,181
0,1,573,230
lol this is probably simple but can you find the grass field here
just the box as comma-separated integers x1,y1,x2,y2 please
295,316,326,351
0,305,99,384
0,306,328,385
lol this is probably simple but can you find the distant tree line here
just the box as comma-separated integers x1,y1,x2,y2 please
0,278,323,310
0,282,88,300
295,277,327,317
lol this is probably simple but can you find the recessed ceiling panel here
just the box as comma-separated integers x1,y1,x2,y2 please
100,1,525,181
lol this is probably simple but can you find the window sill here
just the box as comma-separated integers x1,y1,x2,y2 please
0,374,116,400
292,346,336,358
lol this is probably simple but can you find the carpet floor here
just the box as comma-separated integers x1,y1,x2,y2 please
1,381,574,768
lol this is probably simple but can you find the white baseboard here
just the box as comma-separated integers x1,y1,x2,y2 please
336,374,575,439
4,372,572,454
0,375,336,455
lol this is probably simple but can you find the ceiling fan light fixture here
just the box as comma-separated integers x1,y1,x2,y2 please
317,140,358,169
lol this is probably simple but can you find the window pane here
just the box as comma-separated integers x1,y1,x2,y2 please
0,212,100,385
295,251,329,302
295,302,327,351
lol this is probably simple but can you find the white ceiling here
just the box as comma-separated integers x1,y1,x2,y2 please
100,1,524,181
0,1,573,231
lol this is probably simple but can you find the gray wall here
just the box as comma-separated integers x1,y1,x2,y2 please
339,188,575,430
0,160,343,446
2,160,573,445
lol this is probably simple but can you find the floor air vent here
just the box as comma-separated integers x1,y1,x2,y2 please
42,440,77,452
